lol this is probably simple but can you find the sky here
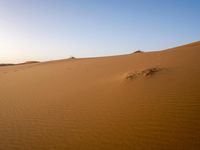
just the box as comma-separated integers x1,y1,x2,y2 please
0,0,200,63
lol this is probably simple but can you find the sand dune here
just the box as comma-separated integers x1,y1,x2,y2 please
0,41,200,149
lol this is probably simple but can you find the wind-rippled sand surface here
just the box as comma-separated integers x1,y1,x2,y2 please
0,42,200,149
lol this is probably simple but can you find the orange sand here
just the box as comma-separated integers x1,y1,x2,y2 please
0,41,200,149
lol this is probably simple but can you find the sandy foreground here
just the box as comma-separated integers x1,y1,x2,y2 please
0,42,200,149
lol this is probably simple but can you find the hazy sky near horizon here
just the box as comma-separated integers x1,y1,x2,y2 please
0,0,200,63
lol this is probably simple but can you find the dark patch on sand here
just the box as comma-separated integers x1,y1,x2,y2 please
126,67,162,80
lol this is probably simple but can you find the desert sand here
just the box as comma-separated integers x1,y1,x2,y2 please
0,41,200,149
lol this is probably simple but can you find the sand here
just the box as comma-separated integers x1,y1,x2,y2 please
0,41,200,149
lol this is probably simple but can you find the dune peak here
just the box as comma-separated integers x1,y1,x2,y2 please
132,50,143,54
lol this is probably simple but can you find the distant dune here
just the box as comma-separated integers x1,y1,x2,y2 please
0,41,200,149
0,63,15,67
19,61,40,64
0,61,39,67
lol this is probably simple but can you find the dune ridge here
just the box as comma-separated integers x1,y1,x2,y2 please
0,41,200,149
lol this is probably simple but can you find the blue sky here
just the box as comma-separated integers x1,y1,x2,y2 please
0,0,200,63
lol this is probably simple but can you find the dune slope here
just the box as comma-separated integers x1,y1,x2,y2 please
0,42,200,149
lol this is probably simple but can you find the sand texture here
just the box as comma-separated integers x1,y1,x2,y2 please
0,42,200,149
